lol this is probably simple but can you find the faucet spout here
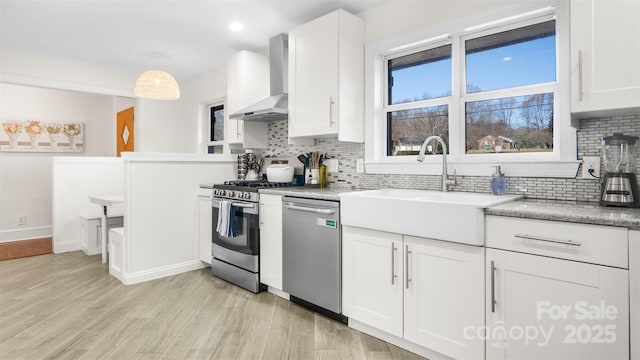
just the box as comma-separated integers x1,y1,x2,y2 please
417,135,454,192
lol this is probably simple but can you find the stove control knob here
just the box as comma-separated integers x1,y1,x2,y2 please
242,192,250,199
213,189,219,196
228,191,235,197
219,190,226,197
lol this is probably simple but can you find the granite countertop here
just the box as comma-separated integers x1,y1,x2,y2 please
486,198,640,230
259,186,364,201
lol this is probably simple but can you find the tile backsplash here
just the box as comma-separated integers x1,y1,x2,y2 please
260,113,640,203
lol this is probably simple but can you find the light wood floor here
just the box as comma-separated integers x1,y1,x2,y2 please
0,251,425,360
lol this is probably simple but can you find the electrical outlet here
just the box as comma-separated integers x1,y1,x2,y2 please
356,159,365,173
17,215,26,226
581,156,601,179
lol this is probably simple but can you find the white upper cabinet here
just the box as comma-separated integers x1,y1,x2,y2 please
288,9,364,142
225,50,269,148
571,0,640,116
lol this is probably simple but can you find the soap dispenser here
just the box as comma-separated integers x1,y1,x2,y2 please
491,165,506,195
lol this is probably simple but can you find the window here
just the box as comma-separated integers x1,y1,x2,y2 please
366,3,577,177
386,44,452,156
464,20,556,154
206,104,224,154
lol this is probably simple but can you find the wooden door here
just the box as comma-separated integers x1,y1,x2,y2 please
116,107,134,157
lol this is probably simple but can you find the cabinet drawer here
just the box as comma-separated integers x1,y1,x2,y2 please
486,215,628,268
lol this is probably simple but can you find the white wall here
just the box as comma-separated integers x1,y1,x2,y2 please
52,157,124,253
0,84,130,242
0,49,192,243
180,66,228,154
121,154,235,284
359,0,519,43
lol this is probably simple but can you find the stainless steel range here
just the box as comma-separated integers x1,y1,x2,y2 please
210,180,297,293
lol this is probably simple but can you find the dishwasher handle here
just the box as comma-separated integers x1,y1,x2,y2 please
284,203,336,215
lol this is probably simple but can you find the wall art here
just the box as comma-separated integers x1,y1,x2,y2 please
1,120,84,153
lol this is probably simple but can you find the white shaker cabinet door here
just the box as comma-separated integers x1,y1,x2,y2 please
342,226,403,338
403,236,485,360
288,9,364,142
571,0,640,114
486,248,629,360
289,11,339,138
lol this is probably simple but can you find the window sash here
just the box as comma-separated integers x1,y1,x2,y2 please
381,12,559,162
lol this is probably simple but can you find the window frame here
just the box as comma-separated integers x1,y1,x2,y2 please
203,101,226,154
364,1,579,177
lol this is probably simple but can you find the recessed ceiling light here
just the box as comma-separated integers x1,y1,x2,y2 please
229,21,244,32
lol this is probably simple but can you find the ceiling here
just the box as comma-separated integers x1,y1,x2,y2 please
0,0,384,81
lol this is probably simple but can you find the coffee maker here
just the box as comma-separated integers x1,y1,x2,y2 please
600,133,640,208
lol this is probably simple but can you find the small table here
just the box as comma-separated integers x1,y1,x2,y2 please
88,195,124,264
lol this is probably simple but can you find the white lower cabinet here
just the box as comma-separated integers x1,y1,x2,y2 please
259,194,283,290
404,236,485,359
342,226,404,337
486,248,629,360
342,226,484,359
630,230,640,360
197,194,212,264
485,215,631,360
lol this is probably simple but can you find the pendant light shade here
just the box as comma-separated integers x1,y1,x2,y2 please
134,70,180,100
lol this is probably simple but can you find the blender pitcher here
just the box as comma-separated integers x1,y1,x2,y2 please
600,133,639,207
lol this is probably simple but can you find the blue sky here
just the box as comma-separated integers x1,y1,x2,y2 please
390,36,556,104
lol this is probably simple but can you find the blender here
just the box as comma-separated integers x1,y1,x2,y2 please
600,133,640,208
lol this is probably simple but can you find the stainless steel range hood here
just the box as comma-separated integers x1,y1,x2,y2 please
230,34,288,121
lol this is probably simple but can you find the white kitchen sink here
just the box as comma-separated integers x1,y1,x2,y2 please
340,189,522,245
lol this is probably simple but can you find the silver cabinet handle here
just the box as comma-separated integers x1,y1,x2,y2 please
578,49,584,102
391,242,397,285
515,234,582,247
405,245,411,289
491,260,496,313
284,203,335,215
329,97,336,128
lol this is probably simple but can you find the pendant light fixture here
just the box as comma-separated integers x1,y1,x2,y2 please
134,55,180,100
134,70,180,100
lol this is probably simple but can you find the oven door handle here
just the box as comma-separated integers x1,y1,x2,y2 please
231,202,255,209
284,203,335,215
212,198,255,209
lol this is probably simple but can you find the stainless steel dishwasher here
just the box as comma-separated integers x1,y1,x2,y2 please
282,196,344,321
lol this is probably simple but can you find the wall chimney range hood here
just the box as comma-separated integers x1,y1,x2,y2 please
230,34,288,121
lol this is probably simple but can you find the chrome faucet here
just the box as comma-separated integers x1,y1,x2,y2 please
417,135,456,192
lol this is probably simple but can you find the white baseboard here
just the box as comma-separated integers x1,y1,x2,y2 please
120,260,207,285
0,226,52,243
348,319,452,360
267,286,290,300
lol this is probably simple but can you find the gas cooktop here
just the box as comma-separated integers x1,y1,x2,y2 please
212,180,300,202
